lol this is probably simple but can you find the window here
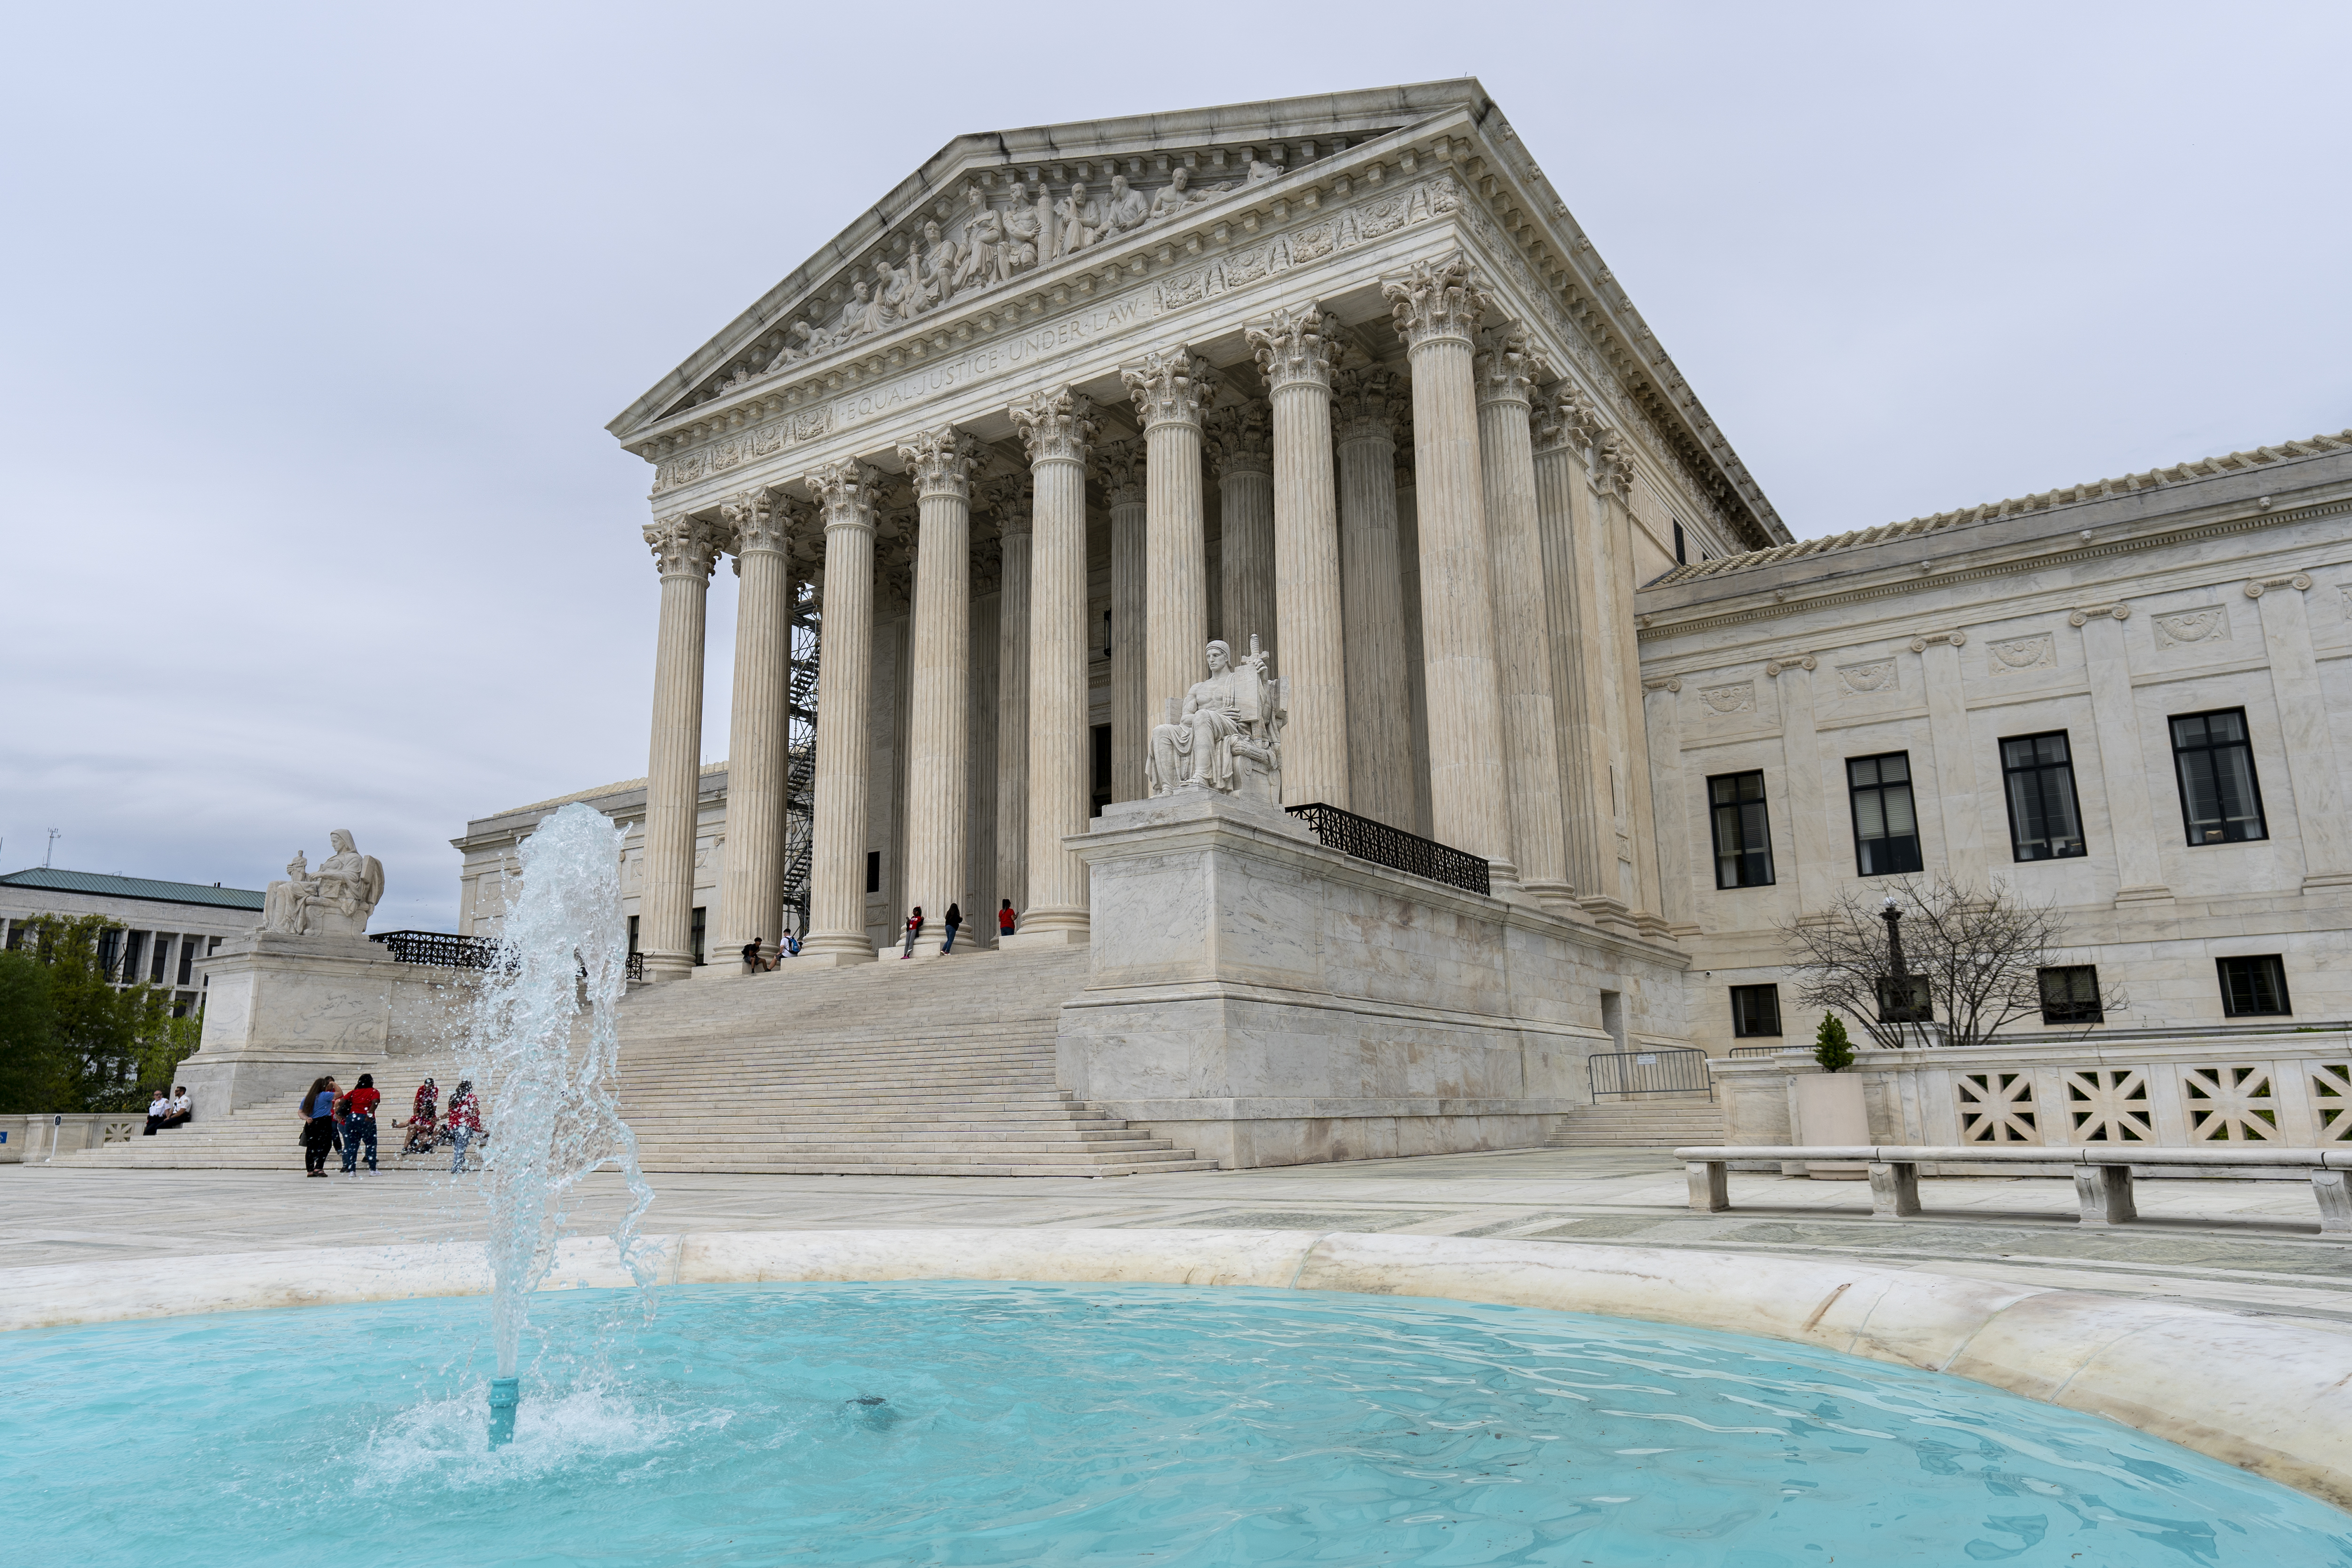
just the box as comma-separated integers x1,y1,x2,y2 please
1729,984,1782,1037
690,906,706,966
2038,965,2104,1025
1673,520,1687,565
2171,709,2266,844
1707,772,1775,888
96,927,122,971
120,930,148,985
865,850,882,894
177,939,197,987
2001,732,2086,861
627,915,639,955
1846,753,1923,876
150,932,175,984
2217,955,2291,1017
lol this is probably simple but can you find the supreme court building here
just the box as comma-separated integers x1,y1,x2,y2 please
453,80,2352,1164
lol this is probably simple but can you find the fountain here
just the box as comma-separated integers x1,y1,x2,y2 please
459,800,659,1446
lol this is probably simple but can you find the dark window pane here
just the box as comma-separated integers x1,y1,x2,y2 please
2171,708,2267,844
2038,965,2103,1024
1730,984,1781,1037
2002,730,2085,861
1848,753,1923,876
2217,955,2291,1017
1707,772,1774,888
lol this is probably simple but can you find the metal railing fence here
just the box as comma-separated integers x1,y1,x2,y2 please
1589,1046,1716,1100
1283,802,1491,896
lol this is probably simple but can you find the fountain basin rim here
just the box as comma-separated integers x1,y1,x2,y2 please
5,1226,2348,1513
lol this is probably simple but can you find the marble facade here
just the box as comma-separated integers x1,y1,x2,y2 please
444,80,2352,1167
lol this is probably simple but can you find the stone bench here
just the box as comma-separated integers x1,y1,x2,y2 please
1673,1144,2352,1235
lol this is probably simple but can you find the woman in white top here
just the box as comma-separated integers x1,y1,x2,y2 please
143,1091,171,1136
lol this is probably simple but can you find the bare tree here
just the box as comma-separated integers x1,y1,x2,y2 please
1778,873,2125,1050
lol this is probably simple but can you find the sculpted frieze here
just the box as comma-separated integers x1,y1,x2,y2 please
2152,606,2232,649
1988,633,2057,674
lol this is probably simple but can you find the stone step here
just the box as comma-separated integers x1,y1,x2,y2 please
1549,1100,1726,1147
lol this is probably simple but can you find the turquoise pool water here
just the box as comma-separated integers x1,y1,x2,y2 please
5,1281,2346,1565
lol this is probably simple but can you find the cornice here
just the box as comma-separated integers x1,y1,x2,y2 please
610,95,1785,551
1635,491,2351,645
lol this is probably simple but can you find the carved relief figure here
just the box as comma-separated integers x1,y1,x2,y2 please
1101,173,1149,238
1149,165,1230,222
1057,183,1097,255
262,829,385,937
954,199,1002,291
915,220,960,305
1147,638,1287,804
1245,155,1284,185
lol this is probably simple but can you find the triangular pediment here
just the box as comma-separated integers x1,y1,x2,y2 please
610,83,1478,435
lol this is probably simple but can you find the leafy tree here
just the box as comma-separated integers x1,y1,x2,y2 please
1779,873,2126,1051
0,950,65,1113
1812,1011,1854,1074
3,915,186,1111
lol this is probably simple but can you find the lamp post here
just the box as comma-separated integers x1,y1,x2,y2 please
1877,894,1931,1033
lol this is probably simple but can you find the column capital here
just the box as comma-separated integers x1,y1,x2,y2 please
1010,386,1097,465
1206,400,1272,478
1095,437,1145,509
1121,346,1220,430
1246,303,1338,392
1590,429,1634,501
1383,252,1490,349
805,459,884,531
897,424,985,501
1333,366,1405,446
979,472,1033,537
1474,322,1550,409
722,486,802,556
1531,381,1605,456
644,513,724,580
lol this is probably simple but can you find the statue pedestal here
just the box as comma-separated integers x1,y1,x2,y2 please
1057,789,1689,1169
179,932,476,1119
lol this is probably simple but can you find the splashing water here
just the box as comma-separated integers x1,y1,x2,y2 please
461,801,659,1415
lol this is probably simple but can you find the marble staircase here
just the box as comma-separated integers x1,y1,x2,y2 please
54,945,1216,1178
1547,1096,1725,1148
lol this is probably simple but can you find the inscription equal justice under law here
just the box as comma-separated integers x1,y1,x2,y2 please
827,294,1152,429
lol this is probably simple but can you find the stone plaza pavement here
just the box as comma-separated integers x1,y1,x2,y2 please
7,1147,2350,1332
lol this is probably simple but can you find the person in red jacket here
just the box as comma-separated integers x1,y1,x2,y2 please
339,1073,382,1175
899,906,923,960
446,1081,484,1174
998,899,1017,940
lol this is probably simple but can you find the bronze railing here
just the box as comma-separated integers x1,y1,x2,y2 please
1283,802,1491,896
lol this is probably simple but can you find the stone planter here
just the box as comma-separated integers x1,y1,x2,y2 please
1791,1071,1869,1179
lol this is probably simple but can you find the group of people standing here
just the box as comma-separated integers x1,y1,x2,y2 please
297,1074,481,1177
899,900,1019,958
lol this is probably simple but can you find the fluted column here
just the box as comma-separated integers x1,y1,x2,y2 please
1395,438,1435,840
1594,432,1667,933
1007,388,1096,944
1477,323,1573,911
988,477,1033,919
715,487,797,963
898,425,982,949
1532,384,1610,904
1383,254,1517,890
1099,439,1147,802
1208,401,1274,660
1248,303,1348,807
801,460,884,965
1123,346,1218,718
638,513,724,980
1334,365,1413,829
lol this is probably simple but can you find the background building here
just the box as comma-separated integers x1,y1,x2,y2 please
0,868,266,1016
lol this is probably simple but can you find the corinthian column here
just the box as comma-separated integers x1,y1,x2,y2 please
1122,347,1218,716
715,487,798,963
638,512,724,980
986,476,1033,919
1532,383,1610,904
801,459,884,965
1247,303,1348,807
1098,439,1147,803
1208,401,1274,660
1334,365,1412,828
1383,255,1517,891
897,425,982,947
1007,388,1096,945
1477,324,1573,911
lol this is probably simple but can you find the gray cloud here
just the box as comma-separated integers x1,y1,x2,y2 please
4,1,2344,931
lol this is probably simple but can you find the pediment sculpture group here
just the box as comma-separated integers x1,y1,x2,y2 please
261,829,386,938
1147,637,1287,806
756,159,1287,375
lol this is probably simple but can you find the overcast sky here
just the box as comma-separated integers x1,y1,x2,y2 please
4,2,2345,932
